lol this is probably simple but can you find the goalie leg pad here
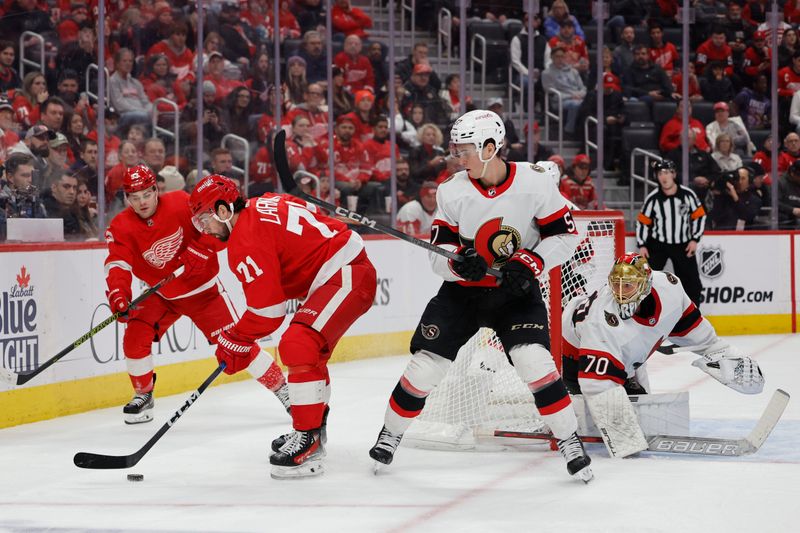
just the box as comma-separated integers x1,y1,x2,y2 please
586,386,648,458
385,350,451,435
509,344,577,440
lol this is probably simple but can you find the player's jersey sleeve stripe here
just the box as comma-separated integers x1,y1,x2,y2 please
104,260,133,275
670,303,703,337
537,206,577,238
431,219,460,246
536,205,570,226
247,302,287,318
578,349,628,384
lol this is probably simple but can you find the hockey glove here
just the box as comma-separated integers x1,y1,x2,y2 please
691,341,765,394
450,247,489,282
216,329,261,375
179,243,213,274
106,286,133,322
500,249,544,297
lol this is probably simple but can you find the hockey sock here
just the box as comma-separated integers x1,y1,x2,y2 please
248,351,287,392
287,371,326,431
384,350,450,435
126,355,155,393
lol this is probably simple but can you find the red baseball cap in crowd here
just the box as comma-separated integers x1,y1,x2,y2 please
714,101,729,112
573,154,591,167
753,31,767,41
413,63,433,75
354,90,375,104
603,73,621,92
523,120,541,136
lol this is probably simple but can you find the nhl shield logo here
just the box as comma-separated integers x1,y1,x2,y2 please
420,323,440,340
699,247,724,278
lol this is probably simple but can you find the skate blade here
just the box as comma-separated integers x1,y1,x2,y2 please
270,460,325,480
573,465,594,484
124,411,154,425
372,460,387,475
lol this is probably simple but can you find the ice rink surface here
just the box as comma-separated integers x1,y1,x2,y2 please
0,333,798,533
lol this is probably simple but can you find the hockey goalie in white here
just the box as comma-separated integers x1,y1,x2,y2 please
561,252,765,455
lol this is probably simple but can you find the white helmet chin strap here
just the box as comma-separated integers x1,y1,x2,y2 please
212,202,235,232
478,142,497,179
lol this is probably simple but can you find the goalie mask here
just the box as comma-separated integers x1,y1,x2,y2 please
608,253,653,320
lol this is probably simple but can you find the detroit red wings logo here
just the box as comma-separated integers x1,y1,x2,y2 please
471,218,521,268
142,227,184,268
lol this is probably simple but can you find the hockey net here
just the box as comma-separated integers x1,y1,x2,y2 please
403,211,626,450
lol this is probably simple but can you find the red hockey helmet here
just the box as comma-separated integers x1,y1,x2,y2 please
189,174,241,231
123,164,157,194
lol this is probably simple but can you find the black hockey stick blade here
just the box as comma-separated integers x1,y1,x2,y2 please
2,272,177,387
489,389,790,457
272,130,502,277
74,363,225,469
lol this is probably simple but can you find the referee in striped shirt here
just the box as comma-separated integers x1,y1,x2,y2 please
636,159,706,308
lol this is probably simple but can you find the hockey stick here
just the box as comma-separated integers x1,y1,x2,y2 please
485,389,790,457
656,343,706,355
0,270,180,387
74,363,226,469
272,129,502,278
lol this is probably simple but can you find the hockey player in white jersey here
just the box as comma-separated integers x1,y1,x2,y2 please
369,109,594,483
561,252,764,399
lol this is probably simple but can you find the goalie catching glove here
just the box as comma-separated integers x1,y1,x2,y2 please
215,329,261,375
500,248,543,297
450,247,488,281
692,341,764,394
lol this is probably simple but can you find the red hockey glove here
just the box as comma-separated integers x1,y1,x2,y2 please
215,329,261,375
500,249,544,297
450,247,489,281
106,286,132,322
179,243,212,274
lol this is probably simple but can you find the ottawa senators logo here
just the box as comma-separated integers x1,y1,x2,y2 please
470,218,522,267
420,323,440,340
666,272,679,285
604,311,619,327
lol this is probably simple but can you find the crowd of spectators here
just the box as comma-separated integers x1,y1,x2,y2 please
2,0,800,240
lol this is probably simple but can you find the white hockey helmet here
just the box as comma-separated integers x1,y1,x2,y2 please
536,160,562,188
449,109,505,164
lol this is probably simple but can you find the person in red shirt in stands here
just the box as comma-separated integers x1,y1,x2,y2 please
347,90,376,142
282,83,330,143
672,61,703,101
334,34,375,93
363,115,399,185
659,100,711,153
559,154,597,210
285,114,328,177
146,21,195,82
779,132,800,173
648,21,679,77
696,26,734,76
332,0,373,39
743,30,772,81
331,114,374,211
778,50,800,98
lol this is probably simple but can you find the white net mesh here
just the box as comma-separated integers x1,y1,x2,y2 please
403,213,624,450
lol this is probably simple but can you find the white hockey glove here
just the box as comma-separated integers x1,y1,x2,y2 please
691,341,765,395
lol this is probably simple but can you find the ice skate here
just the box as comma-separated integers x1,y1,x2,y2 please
557,432,594,483
369,425,403,474
272,405,329,453
123,390,154,424
269,429,325,479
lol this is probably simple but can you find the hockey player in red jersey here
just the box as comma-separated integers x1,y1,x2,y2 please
189,175,377,479
368,110,593,483
561,252,765,398
105,165,290,424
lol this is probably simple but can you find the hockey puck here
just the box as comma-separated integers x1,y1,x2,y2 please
127,474,144,482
